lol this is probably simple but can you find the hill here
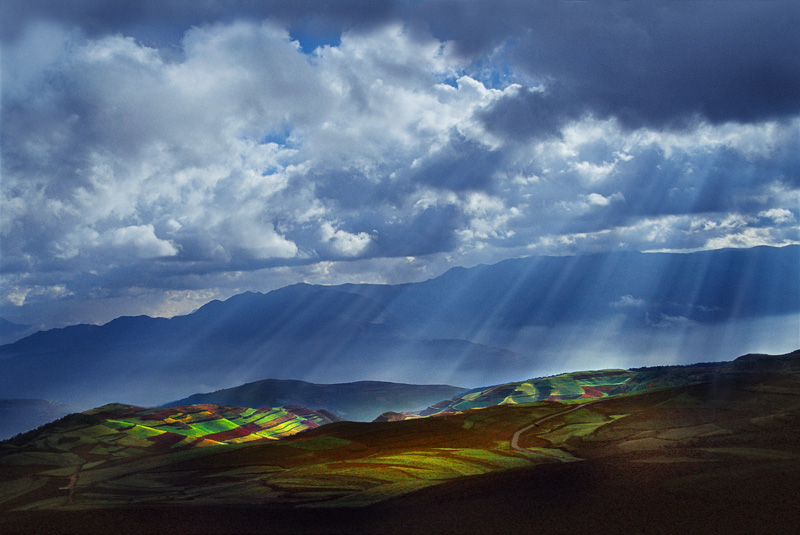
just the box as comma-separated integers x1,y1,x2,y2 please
406,349,800,418
1,351,799,533
165,379,468,422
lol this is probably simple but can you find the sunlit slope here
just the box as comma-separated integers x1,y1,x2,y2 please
2,368,799,529
421,369,637,415
2,403,339,460
0,400,550,512
417,350,800,416
165,379,468,422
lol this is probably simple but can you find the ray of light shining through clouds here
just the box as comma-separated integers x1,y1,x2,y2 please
0,1,798,399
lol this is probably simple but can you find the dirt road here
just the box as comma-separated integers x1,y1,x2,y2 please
510,399,602,454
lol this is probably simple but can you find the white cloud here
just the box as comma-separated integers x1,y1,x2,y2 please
759,208,796,224
611,295,647,309
1,284,73,307
3,15,800,326
570,160,617,182
100,225,179,259
320,222,373,257
704,228,799,250
586,193,611,206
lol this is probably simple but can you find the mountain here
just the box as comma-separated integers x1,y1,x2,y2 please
0,317,34,345
0,284,520,409
0,399,73,441
334,244,800,350
2,350,799,534
165,379,468,421
0,245,797,410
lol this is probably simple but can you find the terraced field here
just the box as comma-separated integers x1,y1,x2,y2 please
418,352,800,417
421,369,637,415
2,353,800,534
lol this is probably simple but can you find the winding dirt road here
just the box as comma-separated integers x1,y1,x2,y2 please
510,399,602,455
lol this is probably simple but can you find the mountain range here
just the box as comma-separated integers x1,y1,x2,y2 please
0,245,797,411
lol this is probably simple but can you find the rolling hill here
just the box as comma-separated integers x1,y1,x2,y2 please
407,350,800,417
0,285,522,410
1,350,799,534
165,379,468,422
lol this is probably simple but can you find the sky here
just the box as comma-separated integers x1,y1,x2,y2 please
2,0,799,330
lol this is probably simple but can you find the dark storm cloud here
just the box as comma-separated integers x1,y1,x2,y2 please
408,135,504,192
476,86,578,142
0,0,394,45
435,1,800,134
6,1,798,130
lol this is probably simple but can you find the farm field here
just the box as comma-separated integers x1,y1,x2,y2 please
2,361,800,534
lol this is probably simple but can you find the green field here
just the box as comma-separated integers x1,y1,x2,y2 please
2,355,800,534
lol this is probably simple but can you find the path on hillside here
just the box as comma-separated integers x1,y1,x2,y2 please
58,463,84,505
510,400,602,457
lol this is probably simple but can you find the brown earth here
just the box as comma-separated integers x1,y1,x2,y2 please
2,372,799,534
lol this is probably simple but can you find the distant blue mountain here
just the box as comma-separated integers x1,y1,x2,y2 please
336,245,799,332
0,317,34,345
164,379,468,422
0,399,73,441
0,245,797,410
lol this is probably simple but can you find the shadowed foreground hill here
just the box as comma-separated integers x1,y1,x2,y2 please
165,379,468,422
2,351,799,534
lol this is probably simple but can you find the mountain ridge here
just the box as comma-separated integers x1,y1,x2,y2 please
0,245,797,410
164,378,468,422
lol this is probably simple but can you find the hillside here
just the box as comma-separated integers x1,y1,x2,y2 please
166,379,468,422
1,350,799,534
0,318,34,346
409,349,800,417
0,285,520,410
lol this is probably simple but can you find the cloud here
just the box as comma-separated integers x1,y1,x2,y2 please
320,222,373,257
759,208,796,224
462,2,800,136
2,4,800,326
646,313,697,329
611,295,647,309
100,225,179,259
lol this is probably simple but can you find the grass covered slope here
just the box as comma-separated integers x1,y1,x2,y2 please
0,403,341,513
416,349,800,417
1,368,799,534
1,350,799,534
